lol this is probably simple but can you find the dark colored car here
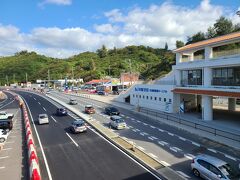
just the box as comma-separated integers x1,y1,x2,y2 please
0,119,13,130
105,107,120,116
56,108,68,116
85,105,95,114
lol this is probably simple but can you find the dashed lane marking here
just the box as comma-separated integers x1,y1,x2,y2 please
224,154,237,161
177,171,191,179
167,132,174,136
207,148,217,153
148,137,154,141
136,120,141,123
132,129,137,132
191,142,200,147
170,147,182,153
38,102,41,105
143,123,148,126
135,129,140,132
158,128,164,132
66,133,79,147
131,118,135,120
51,116,57,123
179,137,186,141
34,98,36,100
158,141,168,146
43,107,47,111
150,125,156,129
184,154,195,160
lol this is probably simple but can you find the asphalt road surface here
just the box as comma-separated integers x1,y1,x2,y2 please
16,91,160,180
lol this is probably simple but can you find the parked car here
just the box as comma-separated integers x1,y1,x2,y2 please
109,115,127,130
56,108,68,116
85,105,95,114
70,120,87,133
105,107,120,116
191,154,240,180
69,98,78,105
0,129,8,143
0,111,14,119
97,91,106,95
0,119,13,130
38,114,49,125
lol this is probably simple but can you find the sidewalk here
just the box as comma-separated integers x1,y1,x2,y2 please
72,93,240,150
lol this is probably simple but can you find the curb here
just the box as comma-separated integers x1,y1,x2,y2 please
19,96,41,180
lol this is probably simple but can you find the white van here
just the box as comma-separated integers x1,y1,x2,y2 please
38,114,49,125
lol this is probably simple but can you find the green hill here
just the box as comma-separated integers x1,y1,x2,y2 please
0,46,175,85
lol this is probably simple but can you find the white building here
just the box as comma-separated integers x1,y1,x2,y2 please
126,32,240,121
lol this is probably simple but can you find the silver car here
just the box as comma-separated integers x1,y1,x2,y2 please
109,115,127,130
70,120,87,133
38,114,49,125
191,154,239,180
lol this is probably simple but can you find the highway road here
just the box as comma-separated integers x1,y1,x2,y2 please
16,91,160,180
49,91,240,179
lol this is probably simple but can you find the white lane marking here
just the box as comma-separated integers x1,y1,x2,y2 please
121,114,125,117
179,137,186,141
131,118,135,120
148,153,158,158
0,167,5,169
135,129,140,132
160,161,170,167
22,96,53,180
150,125,156,129
177,171,191,178
2,148,12,151
137,146,145,151
132,129,137,132
207,148,217,153
168,132,174,136
140,132,145,136
136,120,141,123
0,99,15,110
170,147,182,152
5,141,14,144
38,102,41,105
143,123,148,126
0,156,9,159
128,125,133,128
43,107,47,111
34,98,36,100
126,116,130,119
66,133,79,147
151,136,158,140
158,128,164,132
158,141,168,146
224,154,237,161
184,153,195,160
148,137,154,141
51,116,57,123
192,142,200,147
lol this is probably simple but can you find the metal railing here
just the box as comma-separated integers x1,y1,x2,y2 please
139,107,240,143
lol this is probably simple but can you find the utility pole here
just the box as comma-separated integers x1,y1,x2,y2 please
6,75,9,86
48,69,50,87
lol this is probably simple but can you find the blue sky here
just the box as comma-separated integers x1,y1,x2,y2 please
0,0,239,58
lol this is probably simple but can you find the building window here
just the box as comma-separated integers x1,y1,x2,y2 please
159,97,161,101
181,69,202,86
155,97,157,100
143,95,145,99
139,95,141,98
164,98,166,102
136,95,138,98
133,94,135,98
169,99,172,103
150,96,152,100
146,96,148,99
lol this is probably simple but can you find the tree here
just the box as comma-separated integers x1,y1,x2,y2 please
206,26,216,38
186,32,205,44
164,42,168,50
214,16,233,36
97,45,107,58
176,40,184,48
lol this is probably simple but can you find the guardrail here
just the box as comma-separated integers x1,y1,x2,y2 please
139,108,240,143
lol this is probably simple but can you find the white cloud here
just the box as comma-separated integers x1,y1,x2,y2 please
39,0,72,7
94,24,119,34
0,0,239,58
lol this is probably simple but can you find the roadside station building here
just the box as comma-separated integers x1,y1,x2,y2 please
128,32,240,121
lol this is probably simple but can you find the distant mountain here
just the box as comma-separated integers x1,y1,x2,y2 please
0,46,175,85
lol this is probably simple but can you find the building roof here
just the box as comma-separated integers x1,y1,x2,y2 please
85,79,110,84
173,32,240,53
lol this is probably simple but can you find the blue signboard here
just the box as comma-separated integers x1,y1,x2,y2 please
134,87,167,93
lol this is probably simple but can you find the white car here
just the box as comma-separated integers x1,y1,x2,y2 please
109,115,127,130
38,114,49,125
0,129,8,143
0,111,14,119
